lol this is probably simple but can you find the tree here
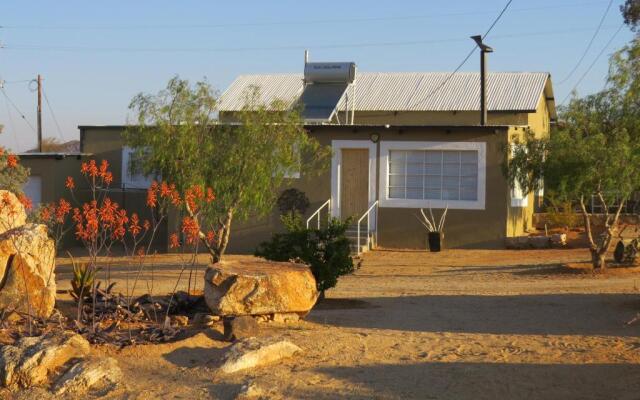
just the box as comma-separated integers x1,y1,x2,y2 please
505,40,640,270
125,77,330,263
622,0,640,31
0,146,29,196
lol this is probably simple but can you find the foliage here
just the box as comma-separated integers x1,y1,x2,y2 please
504,38,640,269
544,198,582,230
31,198,73,249
70,259,98,302
125,77,330,262
0,146,29,197
622,0,640,31
415,207,448,233
277,188,310,217
255,215,354,297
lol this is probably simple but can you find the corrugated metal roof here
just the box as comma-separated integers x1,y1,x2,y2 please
218,71,552,113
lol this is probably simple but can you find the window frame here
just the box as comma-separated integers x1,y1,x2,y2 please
379,141,486,210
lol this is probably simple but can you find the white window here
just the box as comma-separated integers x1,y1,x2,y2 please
380,141,486,210
510,144,528,208
121,146,155,189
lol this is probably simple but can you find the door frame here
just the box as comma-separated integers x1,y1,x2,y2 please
330,140,377,219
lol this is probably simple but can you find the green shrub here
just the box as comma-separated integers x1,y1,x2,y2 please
256,214,354,298
545,199,582,229
70,259,98,302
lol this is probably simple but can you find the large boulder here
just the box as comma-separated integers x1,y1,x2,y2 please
52,356,122,396
0,190,27,234
0,332,90,389
0,224,56,318
204,259,318,317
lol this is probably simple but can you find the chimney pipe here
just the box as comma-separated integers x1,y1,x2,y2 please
471,35,493,126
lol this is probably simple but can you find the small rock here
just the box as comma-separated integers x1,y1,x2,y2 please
52,356,122,396
550,233,567,247
529,235,551,249
4,311,23,324
271,313,300,324
253,315,269,323
235,380,264,399
219,338,302,374
192,313,219,327
0,332,90,389
224,316,259,342
171,315,189,327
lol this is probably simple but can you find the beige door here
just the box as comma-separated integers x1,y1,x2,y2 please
340,148,369,220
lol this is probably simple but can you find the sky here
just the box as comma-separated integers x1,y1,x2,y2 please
0,0,635,152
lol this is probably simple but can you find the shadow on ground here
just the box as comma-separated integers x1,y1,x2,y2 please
309,293,640,336
295,361,640,400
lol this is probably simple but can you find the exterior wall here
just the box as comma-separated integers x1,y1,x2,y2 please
224,126,513,251
220,110,530,126
73,123,545,253
20,156,86,248
372,127,511,249
505,126,539,237
81,127,168,251
527,93,552,138
338,110,529,126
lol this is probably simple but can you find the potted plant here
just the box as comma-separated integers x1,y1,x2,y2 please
416,206,448,252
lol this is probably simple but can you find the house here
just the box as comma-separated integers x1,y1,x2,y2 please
217,64,556,250
20,62,556,253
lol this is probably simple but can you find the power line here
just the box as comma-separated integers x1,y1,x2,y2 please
1,79,32,84
0,87,36,132
560,23,625,105
0,1,610,31
556,0,614,85
42,87,65,142
3,93,20,149
410,0,514,108
1,25,620,54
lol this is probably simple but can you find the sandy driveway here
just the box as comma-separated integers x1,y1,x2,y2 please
43,249,640,399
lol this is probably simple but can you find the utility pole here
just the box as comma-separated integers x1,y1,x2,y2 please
37,74,43,152
471,36,493,126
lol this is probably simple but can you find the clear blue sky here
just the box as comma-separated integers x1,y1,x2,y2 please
0,0,634,152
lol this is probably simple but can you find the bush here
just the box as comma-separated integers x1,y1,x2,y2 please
545,199,582,230
276,188,310,217
256,214,354,298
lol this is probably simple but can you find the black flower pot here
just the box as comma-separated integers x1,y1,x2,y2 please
428,231,443,252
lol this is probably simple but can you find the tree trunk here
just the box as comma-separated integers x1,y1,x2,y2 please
591,249,606,269
210,208,234,264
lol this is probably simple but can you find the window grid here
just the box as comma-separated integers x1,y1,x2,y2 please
388,150,478,202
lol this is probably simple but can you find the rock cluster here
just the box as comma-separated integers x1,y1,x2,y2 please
0,332,122,395
204,259,318,317
0,190,56,318
505,233,567,250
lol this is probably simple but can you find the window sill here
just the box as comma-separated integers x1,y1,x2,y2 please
379,198,485,210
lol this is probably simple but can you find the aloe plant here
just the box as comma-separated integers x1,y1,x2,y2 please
69,254,98,302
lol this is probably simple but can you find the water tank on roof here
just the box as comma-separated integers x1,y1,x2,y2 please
304,62,356,84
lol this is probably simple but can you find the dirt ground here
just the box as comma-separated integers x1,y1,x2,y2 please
20,248,640,399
